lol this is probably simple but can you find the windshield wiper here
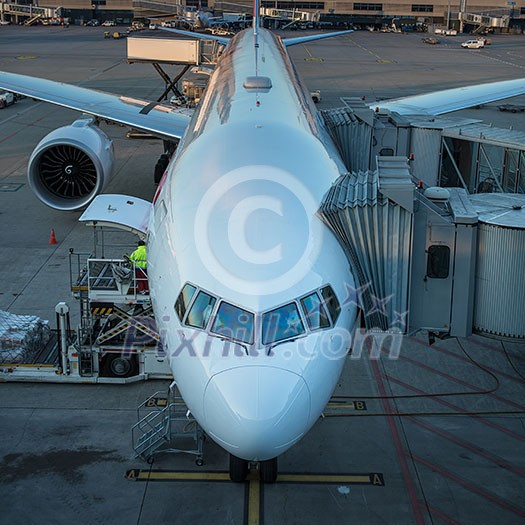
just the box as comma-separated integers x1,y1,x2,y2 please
266,337,300,355
211,333,249,355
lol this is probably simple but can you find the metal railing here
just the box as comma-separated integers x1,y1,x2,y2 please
132,389,204,463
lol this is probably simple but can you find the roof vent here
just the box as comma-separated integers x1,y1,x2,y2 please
424,187,450,201
243,76,272,92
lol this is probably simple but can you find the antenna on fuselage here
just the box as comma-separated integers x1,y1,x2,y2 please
242,0,271,105
253,0,260,76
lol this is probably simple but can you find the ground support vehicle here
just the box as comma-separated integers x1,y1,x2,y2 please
0,228,172,384
498,104,525,113
0,90,15,108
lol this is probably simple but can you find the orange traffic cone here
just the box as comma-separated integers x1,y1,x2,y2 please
49,228,57,245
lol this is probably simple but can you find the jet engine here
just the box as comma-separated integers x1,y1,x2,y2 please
27,117,114,211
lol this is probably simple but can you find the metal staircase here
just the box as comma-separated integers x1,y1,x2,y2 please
132,387,205,464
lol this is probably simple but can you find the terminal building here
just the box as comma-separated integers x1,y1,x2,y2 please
1,0,525,31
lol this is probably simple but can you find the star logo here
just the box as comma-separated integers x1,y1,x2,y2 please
341,281,370,309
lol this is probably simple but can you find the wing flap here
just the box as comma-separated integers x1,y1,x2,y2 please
372,78,525,116
0,71,191,140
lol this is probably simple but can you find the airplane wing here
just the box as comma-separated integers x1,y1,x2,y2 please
0,71,191,140
157,26,230,46
372,78,525,116
282,30,353,47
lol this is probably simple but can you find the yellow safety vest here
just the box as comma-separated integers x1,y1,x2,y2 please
129,245,147,269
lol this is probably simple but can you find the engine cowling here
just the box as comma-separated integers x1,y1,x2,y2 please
28,117,114,211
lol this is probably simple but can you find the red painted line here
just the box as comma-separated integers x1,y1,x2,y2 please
413,337,523,385
0,130,19,144
413,454,525,518
386,375,525,443
406,416,525,478
384,348,525,412
0,116,45,144
371,359,427,525
422,503,461,525
467,337,525,361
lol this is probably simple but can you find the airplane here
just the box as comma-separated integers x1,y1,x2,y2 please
1,4,525,482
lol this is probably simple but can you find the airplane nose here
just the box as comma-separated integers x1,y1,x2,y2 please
203,366,311,461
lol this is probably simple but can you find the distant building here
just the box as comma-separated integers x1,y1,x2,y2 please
1,0,524,31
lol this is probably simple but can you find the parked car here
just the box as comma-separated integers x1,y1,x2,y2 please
149,22,157,30
461,39,484,49
170,95,187,106
86,19,100,26
0,91,15,109
102,20,116,27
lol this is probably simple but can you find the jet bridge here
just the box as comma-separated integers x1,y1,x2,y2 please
319,154,525,339
322,102,525,195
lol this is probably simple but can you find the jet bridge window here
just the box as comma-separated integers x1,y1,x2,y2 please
186,291,217,329
320,285,341,324
426,245,450,279
175,283,197,322
211,302,255,345
300,292,330,331
262,302,305,345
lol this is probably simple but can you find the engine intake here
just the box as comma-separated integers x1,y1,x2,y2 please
28,117,114,211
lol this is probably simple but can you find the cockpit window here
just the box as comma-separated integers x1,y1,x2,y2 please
174,283,197,322
262,302,305,345
300,292,330,330
211,302,254,345
186,291,216,329
321,285,341,324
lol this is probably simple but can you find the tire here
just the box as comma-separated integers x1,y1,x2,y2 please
103,353,138,378
154,154,169,184
229,454,248,482
259,457,278,483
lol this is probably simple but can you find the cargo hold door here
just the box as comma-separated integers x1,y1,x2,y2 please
79,194,152,237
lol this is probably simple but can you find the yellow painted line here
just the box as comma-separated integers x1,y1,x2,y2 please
277,473,375,484
327,400,367,410
16,55,38,60
302,45,324,62
247,477,260,525
129,470,230,481
126,469,384,486
347,38,395,63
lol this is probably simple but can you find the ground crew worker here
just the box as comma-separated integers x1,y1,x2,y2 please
129,240,149,293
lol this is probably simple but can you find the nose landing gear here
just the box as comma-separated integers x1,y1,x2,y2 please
259,457,278,483
229,454,278,483
229,454,248,482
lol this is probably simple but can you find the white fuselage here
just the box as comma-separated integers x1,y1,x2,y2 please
147,28,357,461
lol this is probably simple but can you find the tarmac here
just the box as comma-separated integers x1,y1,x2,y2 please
0,25,524,525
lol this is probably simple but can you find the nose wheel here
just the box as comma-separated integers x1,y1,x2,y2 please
229,454,249,482
259,457,278,483
229,454,278,483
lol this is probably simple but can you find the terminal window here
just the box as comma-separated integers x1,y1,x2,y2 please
262,1,325,8
412,4,434,12
354,3,383,10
